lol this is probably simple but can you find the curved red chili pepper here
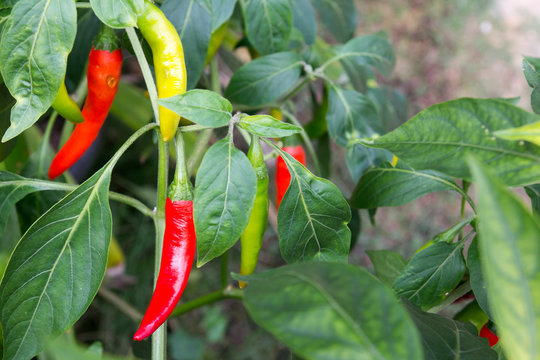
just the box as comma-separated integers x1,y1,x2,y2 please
479,324,499,347
275,145,306,209
133,198,196,341
48,46,122,180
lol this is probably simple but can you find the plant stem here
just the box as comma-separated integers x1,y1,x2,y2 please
76,2,92,8
98,287,143,322
180,124,214,133
152,136,168,360
281,107,321,175
427,282,472,314
126,27,160,123
187,129,213,175
220,252,229,289
170,288,244,317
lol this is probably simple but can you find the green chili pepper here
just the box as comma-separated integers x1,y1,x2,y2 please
239,134,269,288
51,80,85,124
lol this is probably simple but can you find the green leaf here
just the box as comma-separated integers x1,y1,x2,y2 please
277,151,351,263
0,82,16,161
210,0,236,30
469,158,540,360
393,242,467,310
310,0,357,43
0,166,114,360
89,0,143,28
0,0,77,142
159,89,232,127
366,249,407,287
238,115,301,138
241,0,292,55
523,56,540,88
467,236,492,320
525,183,540,215
290,0,316,45
162,0,213,89
239,262,423,360
345,143,392,183
327,86,383,147
0,172,66,235
225,52,304,107
350,162,463,209
402,300,498,360
368,98,540,186
338,34,396,77
431,216,474,244
194,138,257,266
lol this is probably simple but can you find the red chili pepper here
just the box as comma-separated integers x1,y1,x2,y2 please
275,145,306,209
479,324,499,347
134,132,195,341
48,26,122,180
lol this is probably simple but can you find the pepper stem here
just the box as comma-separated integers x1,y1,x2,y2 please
93,24,121,52
168,131,193,201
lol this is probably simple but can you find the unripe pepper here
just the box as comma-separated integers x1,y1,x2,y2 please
51,80,85,124
48,26,122,180
239,134,269,288
134,132,195,341
275,145,306,209
137,0,187,142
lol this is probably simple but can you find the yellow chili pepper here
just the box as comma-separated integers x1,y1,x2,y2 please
137,0,187,142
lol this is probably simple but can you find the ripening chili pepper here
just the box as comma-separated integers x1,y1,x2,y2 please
480,323,499,347
48,26,122,180
275,145,306,209
134,132,195,341
137,0,187,142
51,79,85,124
239,134,269,288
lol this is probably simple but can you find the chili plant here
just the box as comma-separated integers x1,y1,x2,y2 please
0,0,538,360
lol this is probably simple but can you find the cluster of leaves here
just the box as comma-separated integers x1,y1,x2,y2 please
0,0,539,360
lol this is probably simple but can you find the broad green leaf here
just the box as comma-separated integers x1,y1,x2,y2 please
238,115,301,138
225,52,303,107
0,165,114,360
210,0,236,30
0,172,68,235
350,162,463,209
241,0,292,55
366,249,407,286
523,56,540,89
89,0,143,28
467,236,492,320
162,0,213,89
277,151,351,263
393,242,467,310
493,121,540,146
310,0,357,43
368,98,540,186
469,158,540,360
159,89,232,127
0,0,77,142
345,143,392,183
338,34,396,78
238,262,423,360
194,138,257,266
403,300,498,360
327,86,383,147
367,86,409,132
290,0,316,45
44,336,138,360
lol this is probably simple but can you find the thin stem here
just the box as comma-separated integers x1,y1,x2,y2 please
152,136,169,360
281,107,321,175
37,113,58,178
98,287,143,322
126,27,160,124
187,129,213,175
210,57,221,94
427,282,472,314
170,287,244,317
109,192,154,218
220,252,229,289
281,75,314,102
180,124,214,133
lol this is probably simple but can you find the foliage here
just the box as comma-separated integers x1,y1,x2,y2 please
0,0,538,359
